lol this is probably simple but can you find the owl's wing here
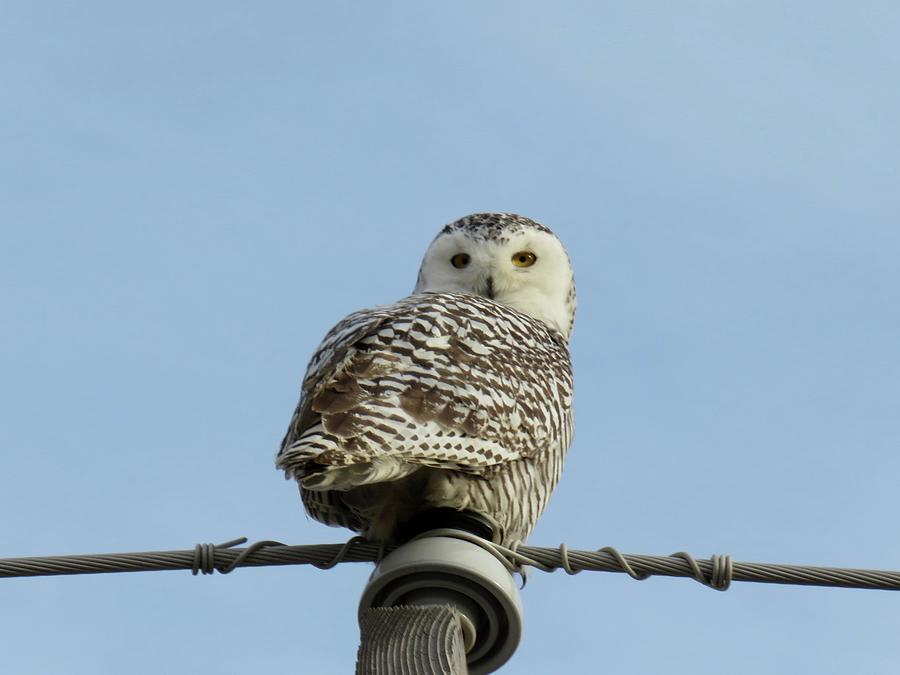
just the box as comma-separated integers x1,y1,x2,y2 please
278,305,397,447
277,292,573,488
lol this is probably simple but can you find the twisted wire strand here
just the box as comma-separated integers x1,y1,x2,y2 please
2,536,899,592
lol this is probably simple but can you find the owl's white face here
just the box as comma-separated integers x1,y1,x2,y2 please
414,222,576,339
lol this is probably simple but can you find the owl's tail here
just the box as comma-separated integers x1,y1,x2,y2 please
300,457,420,491
277,424,419,491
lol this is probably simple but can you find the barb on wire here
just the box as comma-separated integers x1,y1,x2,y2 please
2,534,899,594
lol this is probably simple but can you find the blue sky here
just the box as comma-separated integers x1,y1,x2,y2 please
1,2,898,673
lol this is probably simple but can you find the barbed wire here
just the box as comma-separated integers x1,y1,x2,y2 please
2,534,899,592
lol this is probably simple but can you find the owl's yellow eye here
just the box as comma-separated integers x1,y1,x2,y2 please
511,251,537,267
451,253,471,268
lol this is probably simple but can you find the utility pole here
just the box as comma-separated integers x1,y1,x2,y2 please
357,605,469,674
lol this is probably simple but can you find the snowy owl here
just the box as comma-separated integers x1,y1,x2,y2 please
277,213,575,546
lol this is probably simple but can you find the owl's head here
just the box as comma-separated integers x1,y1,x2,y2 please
414,213,576,339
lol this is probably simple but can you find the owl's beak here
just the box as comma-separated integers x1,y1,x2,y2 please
484,276,495,299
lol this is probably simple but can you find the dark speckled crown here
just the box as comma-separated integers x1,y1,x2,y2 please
441,213,555,243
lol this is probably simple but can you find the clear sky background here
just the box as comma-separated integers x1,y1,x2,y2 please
2,2,899,673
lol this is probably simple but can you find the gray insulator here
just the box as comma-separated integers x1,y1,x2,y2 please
358,531,523,675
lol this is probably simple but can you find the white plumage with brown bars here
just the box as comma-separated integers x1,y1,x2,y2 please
277,213,576,546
